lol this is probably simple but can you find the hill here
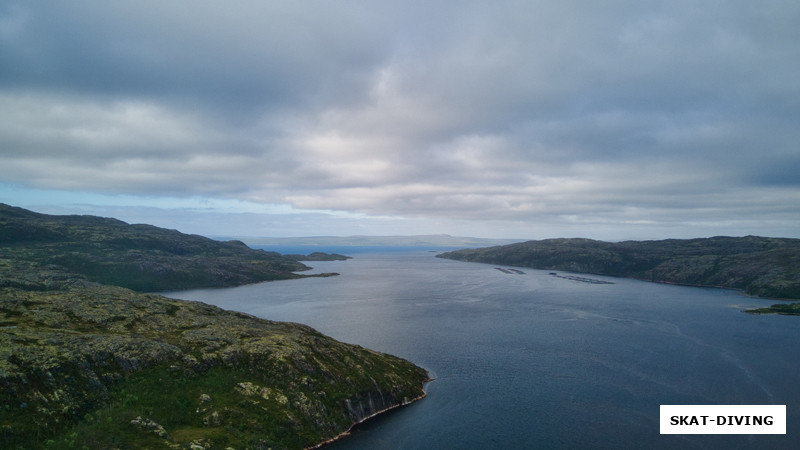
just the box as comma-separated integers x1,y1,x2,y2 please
437,236,800,300
0,203,317,291
0,205,429,448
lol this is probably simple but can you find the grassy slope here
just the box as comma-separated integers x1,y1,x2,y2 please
0,205,429,449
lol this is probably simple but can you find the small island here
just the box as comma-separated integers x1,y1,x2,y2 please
744,303,800,315
0,204,429,449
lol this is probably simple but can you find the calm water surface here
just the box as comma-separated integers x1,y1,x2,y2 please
166,248,800,449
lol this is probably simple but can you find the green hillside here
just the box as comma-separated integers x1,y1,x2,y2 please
438,236,800,300
0,204,313,291
0,205,429,449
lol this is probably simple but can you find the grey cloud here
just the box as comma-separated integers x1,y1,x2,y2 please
1,0,799,238
0,1,392,115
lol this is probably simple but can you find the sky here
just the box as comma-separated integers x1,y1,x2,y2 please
1,1,799,240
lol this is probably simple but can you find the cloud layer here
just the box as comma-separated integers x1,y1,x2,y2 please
2,1,799,238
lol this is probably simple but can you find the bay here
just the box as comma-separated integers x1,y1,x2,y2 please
165,248,800,449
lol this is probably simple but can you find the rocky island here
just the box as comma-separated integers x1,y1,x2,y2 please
437,236,800,305
0,204,429,449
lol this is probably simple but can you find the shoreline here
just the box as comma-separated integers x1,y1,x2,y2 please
309,377,435,449
637,278,797,301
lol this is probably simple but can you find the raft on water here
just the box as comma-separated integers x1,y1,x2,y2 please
495,267,525,274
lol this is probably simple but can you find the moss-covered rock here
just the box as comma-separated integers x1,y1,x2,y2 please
0,279,429,449
0,205,430,448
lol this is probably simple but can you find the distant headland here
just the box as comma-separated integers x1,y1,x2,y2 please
437,236,800,309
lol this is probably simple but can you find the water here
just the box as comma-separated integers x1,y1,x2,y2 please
165,248,800,449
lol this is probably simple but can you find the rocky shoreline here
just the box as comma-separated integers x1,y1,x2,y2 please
310,382,433,449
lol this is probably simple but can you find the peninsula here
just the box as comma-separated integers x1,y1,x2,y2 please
437,236,800,303
0,204,429,449
284,252,353,262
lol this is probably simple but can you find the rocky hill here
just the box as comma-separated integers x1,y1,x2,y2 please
437,236,800,300
0,205,429,449
0,203,316,291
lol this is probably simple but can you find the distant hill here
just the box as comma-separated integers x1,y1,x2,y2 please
0,203,315,291
234,234,524,248
283,251,353,261
0,204,429,448
437,236,800,300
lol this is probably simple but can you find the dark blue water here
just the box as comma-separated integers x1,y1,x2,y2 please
166,248,800,449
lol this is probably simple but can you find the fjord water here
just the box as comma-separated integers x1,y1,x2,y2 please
167,248,800,449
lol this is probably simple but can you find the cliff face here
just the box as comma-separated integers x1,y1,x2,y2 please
0,205,429,449
438,236,800,300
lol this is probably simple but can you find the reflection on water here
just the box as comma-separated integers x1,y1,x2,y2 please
166,249,800,449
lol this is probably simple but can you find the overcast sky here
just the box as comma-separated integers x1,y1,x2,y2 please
1,1,799,240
